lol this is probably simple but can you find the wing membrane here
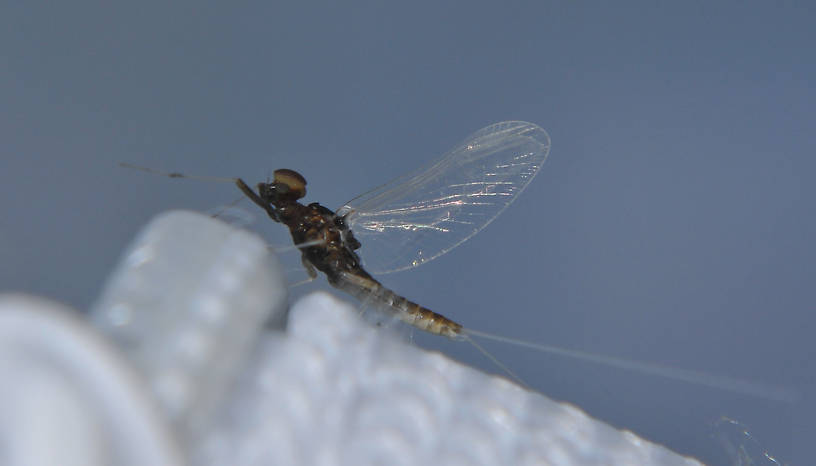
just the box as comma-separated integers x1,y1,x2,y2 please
337,121,550,274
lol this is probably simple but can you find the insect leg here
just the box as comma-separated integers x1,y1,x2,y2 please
234,178,279,221
301,256,318,280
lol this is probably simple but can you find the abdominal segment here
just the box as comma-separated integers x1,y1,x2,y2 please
332,271,463,339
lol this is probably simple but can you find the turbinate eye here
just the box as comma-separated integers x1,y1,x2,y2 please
273,169,307,199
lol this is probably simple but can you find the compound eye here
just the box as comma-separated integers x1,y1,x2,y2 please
273,169,307,199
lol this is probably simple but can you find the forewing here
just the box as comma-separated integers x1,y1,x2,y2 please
337,121,550,274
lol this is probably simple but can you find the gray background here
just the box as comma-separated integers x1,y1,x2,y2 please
1,2,812,464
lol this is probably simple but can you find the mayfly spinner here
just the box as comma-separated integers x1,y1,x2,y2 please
123,121,798,401
125,121,550,341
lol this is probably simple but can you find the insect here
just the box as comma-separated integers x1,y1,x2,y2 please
122,121,799,464
122,121,796,400
125,121,550,342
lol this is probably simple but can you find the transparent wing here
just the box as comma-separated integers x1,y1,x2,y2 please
336,121,550,274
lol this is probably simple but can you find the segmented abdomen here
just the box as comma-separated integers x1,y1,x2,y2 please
332,271,463,339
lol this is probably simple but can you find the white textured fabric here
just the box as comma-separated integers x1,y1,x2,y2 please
90,210,288,443
0,211,703,465
195,292,702,466
0,294,182,466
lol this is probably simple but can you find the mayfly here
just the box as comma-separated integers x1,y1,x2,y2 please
122,121,797,401
125,121,549,342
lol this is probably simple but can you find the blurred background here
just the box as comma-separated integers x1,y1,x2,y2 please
1,2,812,464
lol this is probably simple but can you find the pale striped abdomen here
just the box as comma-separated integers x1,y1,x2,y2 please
331,271,463,339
